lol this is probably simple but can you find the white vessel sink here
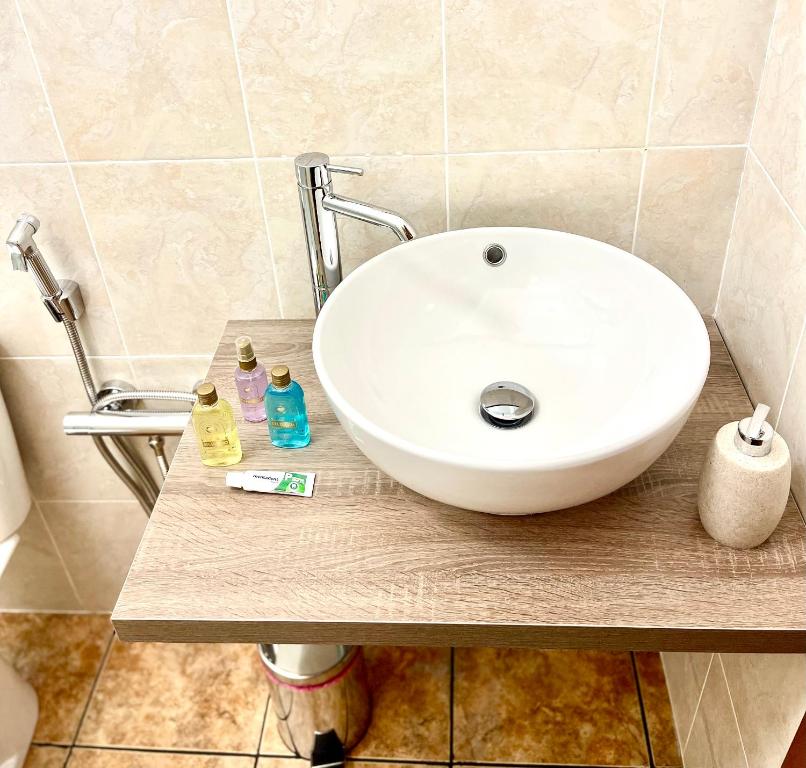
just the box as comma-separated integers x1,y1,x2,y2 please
313,227,710,515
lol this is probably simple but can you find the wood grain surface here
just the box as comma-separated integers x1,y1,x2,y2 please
112,319,806,651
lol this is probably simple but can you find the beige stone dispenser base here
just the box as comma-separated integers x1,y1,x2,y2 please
698,422,791,549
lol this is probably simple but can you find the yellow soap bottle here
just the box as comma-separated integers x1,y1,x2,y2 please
191,382,242,467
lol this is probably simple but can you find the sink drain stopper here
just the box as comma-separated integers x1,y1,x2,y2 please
479,381,536,428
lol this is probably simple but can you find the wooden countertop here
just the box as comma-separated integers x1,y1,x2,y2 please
112,319,806,651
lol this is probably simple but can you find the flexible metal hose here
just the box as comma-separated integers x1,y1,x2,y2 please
92,389,196,412
64,319,97,406
63,319,156,514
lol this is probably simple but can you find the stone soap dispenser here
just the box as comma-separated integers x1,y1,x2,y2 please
698,403,791,548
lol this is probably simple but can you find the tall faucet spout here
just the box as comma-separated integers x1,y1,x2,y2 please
322,194,417,242
295,151,419,315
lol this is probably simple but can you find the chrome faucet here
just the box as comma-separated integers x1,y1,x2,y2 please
295,152,417,315
6,213,84,322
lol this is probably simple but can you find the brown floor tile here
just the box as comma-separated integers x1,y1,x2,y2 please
261,646,451,761
635,652,683,767
24,746,69,768
454,648,649,766
77,640,268,753
350,646,450,761
0,613,112,743
67,749,254,767
258,762,444,768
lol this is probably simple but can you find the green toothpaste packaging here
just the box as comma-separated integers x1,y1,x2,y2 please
225,470,315,497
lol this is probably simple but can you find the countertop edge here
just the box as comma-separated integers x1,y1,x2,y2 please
111,616,806,653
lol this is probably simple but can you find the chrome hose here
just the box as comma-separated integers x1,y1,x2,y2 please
92,389,196,412
64,319,98,406
63,318,157,515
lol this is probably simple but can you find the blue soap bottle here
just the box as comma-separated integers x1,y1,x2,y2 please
265,365,311,448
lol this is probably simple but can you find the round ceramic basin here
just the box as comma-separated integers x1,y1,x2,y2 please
313,227,710,514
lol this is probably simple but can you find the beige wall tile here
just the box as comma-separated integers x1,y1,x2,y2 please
131,357,212,392
75,161,279,355
261,155,446,318
778,337,806,509
39,500,146,611
752,0,806,224
232,0,443,156
721,653,806,768
717,155,806,412
0,0,60,161
650,0,776,145
0,504,79,610
449,151,641,250
684,659,747,768
0,165,124,357
661,652,712,750
634,147,745,312
445,0,660,152
0,357,137,500
18,0,249,160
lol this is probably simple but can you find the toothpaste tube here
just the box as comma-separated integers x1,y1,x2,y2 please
225,470,315,497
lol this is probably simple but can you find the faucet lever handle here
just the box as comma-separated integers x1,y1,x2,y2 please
328,163,364,177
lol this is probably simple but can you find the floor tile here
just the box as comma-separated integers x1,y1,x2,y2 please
258,762,443,768
77,640,268,753
634,652,683,767
23,746,69,768
454,648,649,766
0,613,112,744
261,646,451,761
67,749,254,767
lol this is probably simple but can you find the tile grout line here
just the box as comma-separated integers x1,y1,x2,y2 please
440,0,451,232
631,0,667,255
659,654,687,762
713,147,750,317
0,354,213,361
749,145,806,233
64,626,116,763
63,743,260,758
0,144,750,168
629,653,656,768
223,0,285,319
253,686,272,767
715,0,782,317
775,314,806,431
716,655,751,768
681,653,714,756
13,0,132,360
31,500,83,608
449,646,455,765
745,0,781,149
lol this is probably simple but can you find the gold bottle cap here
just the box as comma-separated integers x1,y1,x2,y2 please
271,365,291,388
196,382,218,406
235,335,257,371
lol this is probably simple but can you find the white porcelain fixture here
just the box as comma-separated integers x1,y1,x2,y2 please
313,227,710,514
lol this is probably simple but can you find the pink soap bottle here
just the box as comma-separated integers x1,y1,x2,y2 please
234,336,269,422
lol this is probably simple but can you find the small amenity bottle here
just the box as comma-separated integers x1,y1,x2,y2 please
234,335,269,422
264,365,310,448
192,382,242,466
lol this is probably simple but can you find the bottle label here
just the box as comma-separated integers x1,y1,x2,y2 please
202,437,232,448
240,396,264,405
270,419,297,429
